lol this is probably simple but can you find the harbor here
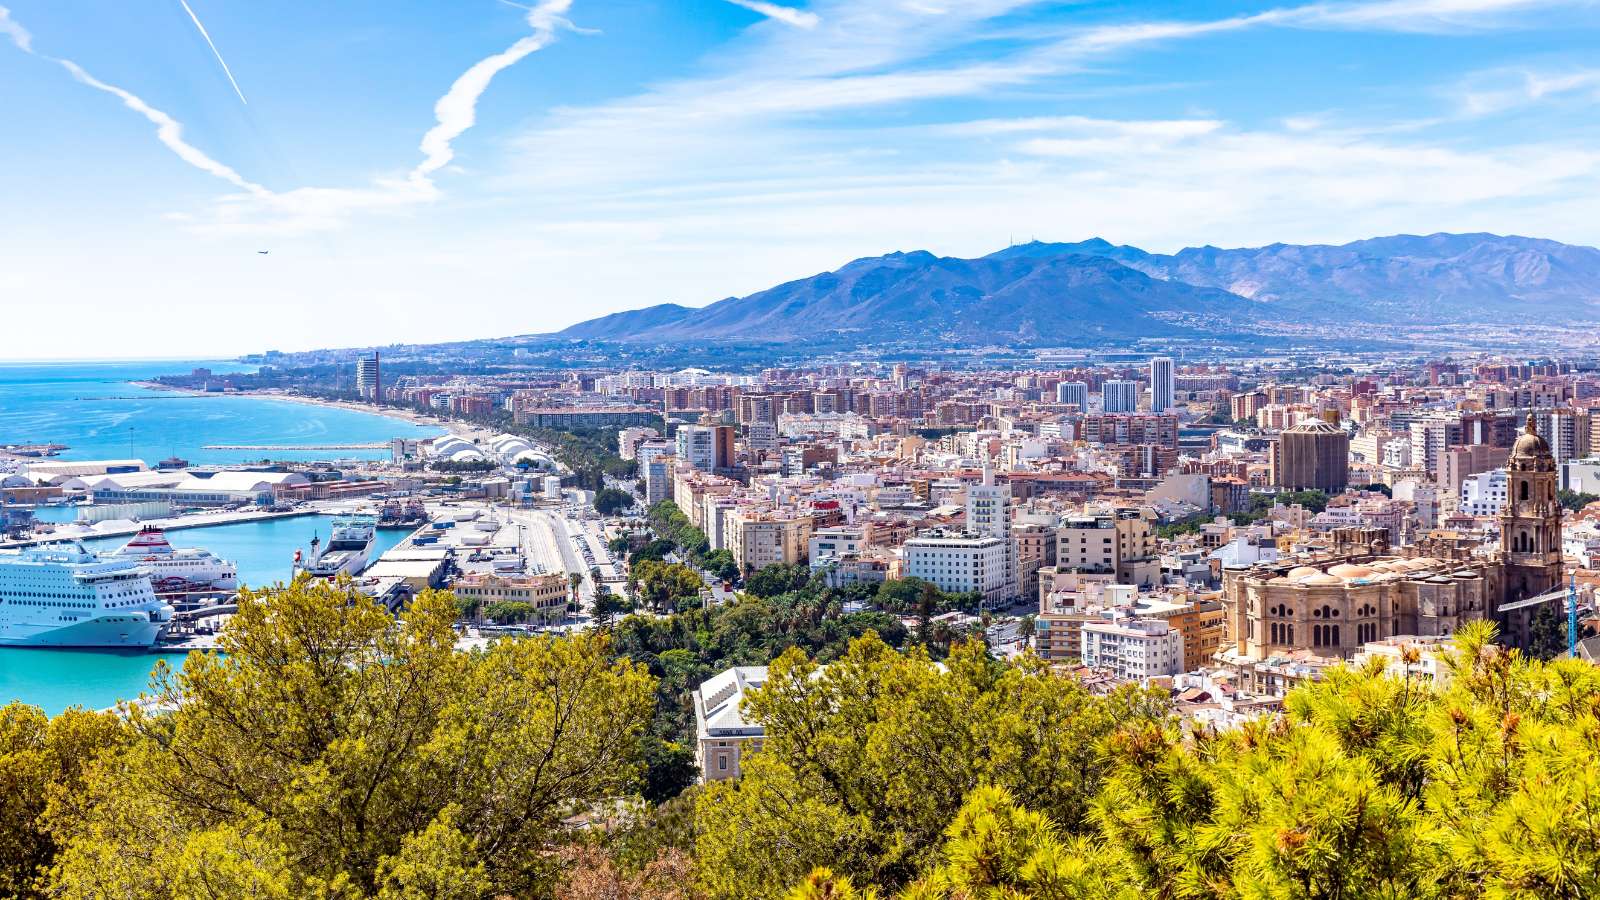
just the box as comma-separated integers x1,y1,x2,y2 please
0,360,624,712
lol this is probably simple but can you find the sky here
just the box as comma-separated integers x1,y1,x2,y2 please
1,0,1599,360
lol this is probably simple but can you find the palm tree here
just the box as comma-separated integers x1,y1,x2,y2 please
1019,615,1037,650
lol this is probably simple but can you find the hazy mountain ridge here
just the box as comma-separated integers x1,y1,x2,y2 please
555,233,1600,345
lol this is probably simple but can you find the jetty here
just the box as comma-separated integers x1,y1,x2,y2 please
203,443,389,451
0,508,313,548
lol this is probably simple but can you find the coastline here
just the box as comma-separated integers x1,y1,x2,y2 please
130,381,456,433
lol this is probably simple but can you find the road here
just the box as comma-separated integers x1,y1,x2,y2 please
507,502,620,614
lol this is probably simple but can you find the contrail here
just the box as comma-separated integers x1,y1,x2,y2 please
56,58,267,194
410,0,573,189
723,0,819,28
178,0,248,104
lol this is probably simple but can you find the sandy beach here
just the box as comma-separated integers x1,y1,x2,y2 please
131,382,461,433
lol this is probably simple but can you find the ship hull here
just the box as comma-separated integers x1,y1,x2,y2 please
0,612,169,648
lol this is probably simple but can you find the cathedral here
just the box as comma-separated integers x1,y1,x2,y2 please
1221,415,1564,659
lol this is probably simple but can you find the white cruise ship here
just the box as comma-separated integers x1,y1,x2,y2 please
101,526,239,594
0,545,175,648
296,516,377,579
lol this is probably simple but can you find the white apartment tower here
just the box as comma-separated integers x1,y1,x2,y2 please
1056,381,1089,408
675,425,717,473
1150,357,1175,414
356,352,381,402
1102,380,1139,414
965,465,1018,601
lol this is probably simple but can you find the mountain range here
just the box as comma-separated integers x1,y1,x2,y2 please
554,233,1600,346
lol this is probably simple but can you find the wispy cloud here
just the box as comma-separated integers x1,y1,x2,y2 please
1454,65,1600,115
1,5,263,194
0,5,31,52
0,1,579,233
178,0,248,105
411,0,573,190
723,0,821,29
56,58,267,195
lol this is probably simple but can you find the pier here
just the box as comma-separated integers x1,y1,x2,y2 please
0,508,314,548
202,442,389,451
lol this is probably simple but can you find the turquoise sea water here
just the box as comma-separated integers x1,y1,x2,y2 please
0,359,439,465
1,516,414,715
0,358,437,714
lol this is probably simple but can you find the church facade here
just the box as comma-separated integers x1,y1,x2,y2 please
1221,415,1564,660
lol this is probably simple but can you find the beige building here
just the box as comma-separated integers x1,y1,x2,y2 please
1055,507,1158,588
1221,420,1566,661
728,508,814,573
1271,419,1349,492
453,572,569,624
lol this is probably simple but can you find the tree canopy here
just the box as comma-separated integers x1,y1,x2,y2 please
747,621,1600,900
28,580,654,899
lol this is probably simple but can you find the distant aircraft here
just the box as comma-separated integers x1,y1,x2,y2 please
258,250,269,255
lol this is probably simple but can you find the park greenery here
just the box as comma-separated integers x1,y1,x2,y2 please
1,580,653,899
595,486,637,516
1559,489,1600,512
5,579,1600,898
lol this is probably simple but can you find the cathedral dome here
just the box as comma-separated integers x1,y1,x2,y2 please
1511,414,1551,459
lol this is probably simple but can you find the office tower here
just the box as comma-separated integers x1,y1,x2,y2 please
1150,357,1175,413
1056,381,1089,408
713,424,737,470
1271,420,1350,492
356,352,381,403
1102,380,1138,414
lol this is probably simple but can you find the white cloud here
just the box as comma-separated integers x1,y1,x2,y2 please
723,0,820,29
0,4,31,51
412,0,572,190
1455,66,1600,115
56,59,268,195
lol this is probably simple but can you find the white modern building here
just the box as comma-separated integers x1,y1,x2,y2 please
675,425,717,473
1080,617,1184,681
1150,357,1175,414
1102,380,1139,414
617,427,660,460
965,467,1018,601
903,529,1011,609
637,440,675,505
1056,381,1089,408
808,525,869,567
1459,468,1508,517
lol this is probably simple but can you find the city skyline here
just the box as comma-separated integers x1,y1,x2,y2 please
3,0,1600,358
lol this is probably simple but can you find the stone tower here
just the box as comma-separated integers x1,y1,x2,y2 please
1500,413,1562,605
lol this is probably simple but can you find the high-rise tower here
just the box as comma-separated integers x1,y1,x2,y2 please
1150,357,1174,413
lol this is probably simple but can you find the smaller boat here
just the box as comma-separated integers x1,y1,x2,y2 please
294,516,377,579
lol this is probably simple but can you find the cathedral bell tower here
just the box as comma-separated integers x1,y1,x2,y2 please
1500,414,1562,604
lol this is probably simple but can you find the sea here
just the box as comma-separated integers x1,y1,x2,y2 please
0,359,440,465
0,359,440,714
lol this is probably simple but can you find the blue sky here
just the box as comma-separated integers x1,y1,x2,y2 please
2,0,1598,359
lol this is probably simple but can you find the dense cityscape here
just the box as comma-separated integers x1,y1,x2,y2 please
7,0,1600,894
7,343,1600,896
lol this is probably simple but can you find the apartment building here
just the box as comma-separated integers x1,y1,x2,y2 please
728,508,814,572
903,528,1013,608
1081,618,1185,681
1055,507,1158,588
